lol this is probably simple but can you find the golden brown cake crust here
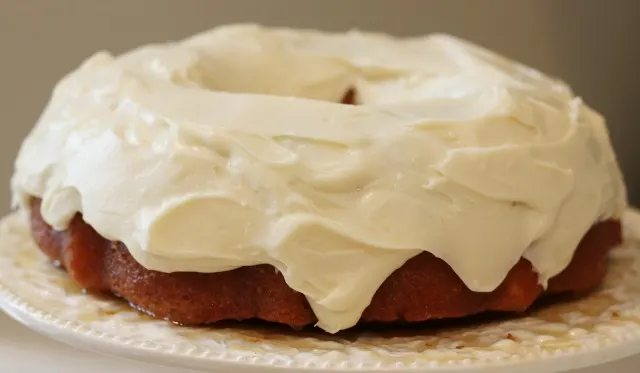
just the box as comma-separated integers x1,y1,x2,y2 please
29,198,622,328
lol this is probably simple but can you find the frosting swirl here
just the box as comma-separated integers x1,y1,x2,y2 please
11,25,626,332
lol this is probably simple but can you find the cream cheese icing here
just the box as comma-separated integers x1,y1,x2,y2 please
11,24,627,333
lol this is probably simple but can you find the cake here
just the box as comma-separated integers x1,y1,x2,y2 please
11,25,626,333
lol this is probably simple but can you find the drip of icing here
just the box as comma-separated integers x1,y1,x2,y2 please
11,24,626,332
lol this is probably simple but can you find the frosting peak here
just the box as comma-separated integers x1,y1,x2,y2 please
11,25,626,332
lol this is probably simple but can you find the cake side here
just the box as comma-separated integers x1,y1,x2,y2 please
29,198,622,328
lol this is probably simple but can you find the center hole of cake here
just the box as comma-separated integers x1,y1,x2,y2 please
340,89,358,105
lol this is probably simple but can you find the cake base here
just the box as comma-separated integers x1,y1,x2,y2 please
29,198,621,329
1,210,640,372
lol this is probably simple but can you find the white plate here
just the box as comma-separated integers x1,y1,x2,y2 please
1,313,638,373
0,312,204,373
2,211,640,373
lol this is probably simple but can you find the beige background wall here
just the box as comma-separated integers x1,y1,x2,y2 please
1,0,638,212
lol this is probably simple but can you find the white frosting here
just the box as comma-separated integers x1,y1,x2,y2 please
11,24,627,333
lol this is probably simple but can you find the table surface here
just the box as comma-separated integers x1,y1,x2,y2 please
1,312,638,373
